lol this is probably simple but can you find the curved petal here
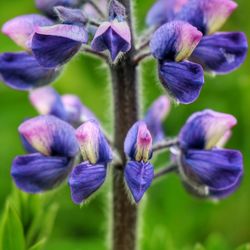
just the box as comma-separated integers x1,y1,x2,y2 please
11,153,72,193
150,21,202,61
32,24,88,67
68,162,107,204
0,52,60,90
91,20,131,61
124,121,153,162
158,60,204,104
191,32,248,74
2,14,53,50
180,149,243,198
179,109,237,150
20,133,38,154
19,115,79,157
144,95,170,143
29,86,68,120
75,120,112,164
124,161,154,203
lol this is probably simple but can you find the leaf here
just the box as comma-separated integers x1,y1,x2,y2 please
236,244,250,250
28,238,46,250
0,201,25,250
193,243,206,250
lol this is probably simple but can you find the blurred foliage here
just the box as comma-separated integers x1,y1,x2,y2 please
0,0,249,249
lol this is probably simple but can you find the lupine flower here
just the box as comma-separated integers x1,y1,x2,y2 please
150,21,204,104
174,110,243,199
11,115,79,193
91,0,131,61
144,95,171,143
124,121,154,203
29,86,97,126
147,0,248,74
69,120,112,204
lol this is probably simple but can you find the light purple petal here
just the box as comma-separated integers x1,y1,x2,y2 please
180,149,243,198
158,60,204,104
2,14,53,50
124,121,153,162
69,162,107,204
76,120,112,164
0,52,60,90
179,109,237,150
191,32,248,74
11,153,72,193
29,86,68,120
144,95,170,143
124,161,154,203
91,20,131,61
150,21,202,61
32,24,88,67
19,115,78,157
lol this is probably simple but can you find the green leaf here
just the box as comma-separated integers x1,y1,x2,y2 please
236,244,250,250
0,201,25,250
28,239,46,250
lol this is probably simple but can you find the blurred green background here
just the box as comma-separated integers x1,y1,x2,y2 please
0,0,249,249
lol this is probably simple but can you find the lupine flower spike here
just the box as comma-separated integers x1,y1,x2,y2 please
124,122,154,203
69,120,112,204
174,110,243,199
91,0,131,61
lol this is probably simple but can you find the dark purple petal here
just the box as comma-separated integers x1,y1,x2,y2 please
144,96,170,143
68,162,107,204
76,120,112,164
181,149,243,198
124,121,153,162
0,52,60,90
191,32,248,74
32,24,88,67
150,21,202,61
19,115,79,157
29,86,68,120
179,109,237,150
158,60,204,104
11,153,72,193
124,161,154,203
2,14,53,50
36,0,81,17
91,20,131,61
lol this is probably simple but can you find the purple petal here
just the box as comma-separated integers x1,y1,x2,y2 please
20,133,38,154
76,120,112,164
91,20,131,61
83,0,107,19
69,162,107,204
0,52,60,90
158,60,204,104
124,121,153,162
61,94,97,126
191,32,248,74
19,115,78,157
32,24,88,67
144,95,170,143
124,161,154,203
11,153,72,193
109,0,126,21
181,149,243,198
36,0,81,17
179,109,237,150
29,86,68,120
2,14,53,50
177,0,237,35
150,21,202,61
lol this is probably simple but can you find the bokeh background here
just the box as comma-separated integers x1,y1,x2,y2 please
0,0,249,249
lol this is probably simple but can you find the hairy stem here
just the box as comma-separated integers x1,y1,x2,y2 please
154,163,178,180
109,1,139,250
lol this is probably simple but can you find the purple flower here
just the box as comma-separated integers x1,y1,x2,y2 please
175,110,243,199
124,121,154,203
91,0,131,61
150,21,204,104
69,120,112,204
11,115,79,193
29,86,96,126
144,95,171,143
